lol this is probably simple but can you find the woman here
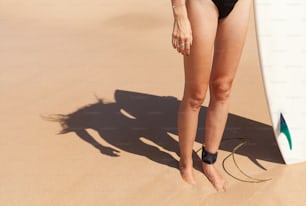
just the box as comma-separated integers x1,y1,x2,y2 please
171,0,252,191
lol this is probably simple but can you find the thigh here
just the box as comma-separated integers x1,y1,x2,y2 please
210,0,253,83
183,0,219,94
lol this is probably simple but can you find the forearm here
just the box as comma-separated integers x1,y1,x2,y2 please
171,0,188,19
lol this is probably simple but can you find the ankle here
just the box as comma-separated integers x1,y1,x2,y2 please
201,146,218,164
202,162,214,171
179,158,193,168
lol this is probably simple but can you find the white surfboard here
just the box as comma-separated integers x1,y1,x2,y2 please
254,0,306,164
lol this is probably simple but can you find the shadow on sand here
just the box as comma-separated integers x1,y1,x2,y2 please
45,89,283,173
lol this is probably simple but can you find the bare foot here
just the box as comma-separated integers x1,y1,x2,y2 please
179,160,196,185
202,163,226,192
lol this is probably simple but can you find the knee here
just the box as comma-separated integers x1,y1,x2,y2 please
184,89,207,110
210,80,233,102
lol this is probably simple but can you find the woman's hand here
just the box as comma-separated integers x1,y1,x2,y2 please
172,6,193,56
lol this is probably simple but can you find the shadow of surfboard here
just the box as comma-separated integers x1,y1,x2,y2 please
46,89,283,172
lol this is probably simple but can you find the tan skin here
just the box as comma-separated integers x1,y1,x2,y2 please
171,0,252,191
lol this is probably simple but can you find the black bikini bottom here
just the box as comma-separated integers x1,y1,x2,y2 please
211,0,239,19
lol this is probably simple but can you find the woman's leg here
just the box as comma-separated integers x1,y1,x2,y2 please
178,0,218,185
203,0,253,191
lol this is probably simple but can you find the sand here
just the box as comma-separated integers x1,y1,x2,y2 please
1,0,306,205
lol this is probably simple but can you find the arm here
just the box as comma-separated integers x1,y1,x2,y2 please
171,0,193,56
171,0,188,18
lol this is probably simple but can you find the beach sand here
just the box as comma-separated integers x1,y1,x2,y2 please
1,0,306,205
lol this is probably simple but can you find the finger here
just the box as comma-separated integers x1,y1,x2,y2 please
185,34,192,47
172,37,176,49
177,45,184,55
177,41,185,54
185,42,190,56
173,33,180,47
172,34,179,49
181,37,189,54
174,39,179,49
175,37,181,49
173,38,176,49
